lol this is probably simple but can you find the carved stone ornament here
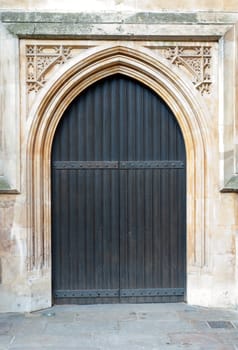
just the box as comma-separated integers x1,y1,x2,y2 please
25,43,212,97
161,46,212,95
26,45,72,93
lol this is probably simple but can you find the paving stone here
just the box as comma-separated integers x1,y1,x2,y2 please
215,330,238,345
10,348,100,350
0,321,12,335
178,308,238,322
9,335,95,348
0,335,14,347
42,348,98,350
118,319,195,334
10,317,47,336
75,309,134,322
0,303,238,350
9,348,43,350
45,320,118,335
190,346,235,350
127,311,179,321
168,331,232,347
92,332,165,348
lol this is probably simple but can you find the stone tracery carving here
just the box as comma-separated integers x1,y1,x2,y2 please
163,46,212,95
146,45,212,95
25,44,212,96
26,45,72,92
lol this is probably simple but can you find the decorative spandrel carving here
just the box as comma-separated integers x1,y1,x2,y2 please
146,45,212,95
25,43,213,97
26,45,72,93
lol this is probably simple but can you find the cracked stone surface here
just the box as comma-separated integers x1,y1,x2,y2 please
0,303,238,349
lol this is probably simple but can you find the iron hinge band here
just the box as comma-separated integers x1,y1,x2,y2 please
54,288,185,298
52,160,184,169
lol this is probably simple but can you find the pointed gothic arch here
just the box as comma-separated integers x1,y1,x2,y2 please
25,44,210,303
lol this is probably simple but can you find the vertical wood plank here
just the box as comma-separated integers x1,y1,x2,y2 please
52,74,186,304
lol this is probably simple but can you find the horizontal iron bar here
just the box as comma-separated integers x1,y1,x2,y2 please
120,288,185,297
53,160,184,169
52,161,118,169
54,288,185,298
54,289,119,298
119,161,184,169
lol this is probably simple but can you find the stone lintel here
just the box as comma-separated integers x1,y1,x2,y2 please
0,11,238,24
0,11,235,38
0,23,232,39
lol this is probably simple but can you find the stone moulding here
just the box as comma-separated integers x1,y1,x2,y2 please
26,44,210,275
0,11,235,37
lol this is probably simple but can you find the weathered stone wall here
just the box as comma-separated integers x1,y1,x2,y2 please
0,4,238,312
0,0,238,11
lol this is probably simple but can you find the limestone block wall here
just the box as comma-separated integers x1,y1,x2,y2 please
0,5,238,312
0,0,238,11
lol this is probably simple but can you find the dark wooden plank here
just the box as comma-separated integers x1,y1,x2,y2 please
52,74,186,305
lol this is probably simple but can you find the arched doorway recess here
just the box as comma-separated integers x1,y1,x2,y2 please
51,74,186,303
26,45,209,304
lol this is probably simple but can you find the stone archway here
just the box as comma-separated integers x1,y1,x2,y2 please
26,44,209,305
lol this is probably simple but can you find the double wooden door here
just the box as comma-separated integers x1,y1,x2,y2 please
51,74,186,304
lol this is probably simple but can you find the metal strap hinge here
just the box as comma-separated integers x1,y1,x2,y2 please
52,160,184,169
54,288,185,298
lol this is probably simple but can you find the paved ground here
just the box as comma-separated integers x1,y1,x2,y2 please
0,303,238,349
